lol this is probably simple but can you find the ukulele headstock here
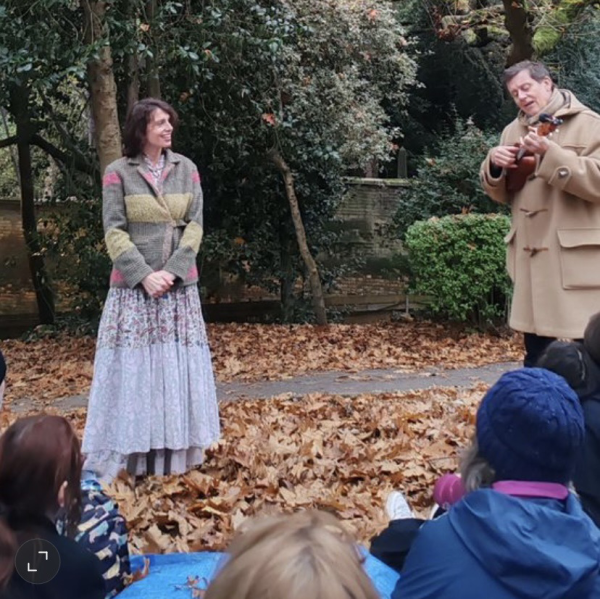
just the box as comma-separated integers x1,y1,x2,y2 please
537,113,563,137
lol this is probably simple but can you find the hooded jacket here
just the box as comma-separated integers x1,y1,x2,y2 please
393,489,600,599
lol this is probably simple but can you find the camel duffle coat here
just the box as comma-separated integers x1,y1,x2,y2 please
481,91,600,338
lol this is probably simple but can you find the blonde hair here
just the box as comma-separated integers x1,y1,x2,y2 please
460,437,496,493
205,510,379,599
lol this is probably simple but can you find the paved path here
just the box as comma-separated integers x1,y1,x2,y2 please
9,361,520,414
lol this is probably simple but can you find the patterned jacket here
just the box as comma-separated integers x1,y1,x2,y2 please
102,149,204,289
58,474,130,599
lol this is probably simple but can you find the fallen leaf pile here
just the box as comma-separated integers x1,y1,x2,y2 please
0,320,511,557
46,385,482,555
1,321,520,405
211,322,521,381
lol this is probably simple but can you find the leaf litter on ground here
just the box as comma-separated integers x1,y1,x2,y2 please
0,321,510,569
1,321,520,406
3,384,487,557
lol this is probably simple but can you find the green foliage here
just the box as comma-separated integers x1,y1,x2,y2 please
42,194,111,322
405,213,511,327
546,9,600,113
0,0,417,324
158,0,417,320
394,117,505,237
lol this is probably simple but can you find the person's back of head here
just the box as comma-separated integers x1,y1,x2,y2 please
584,311,600,366
0,415,83,589
537,340,587,392
462,367,584,491
205,510,379,599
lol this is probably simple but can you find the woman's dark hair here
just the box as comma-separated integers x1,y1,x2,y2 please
0,415,83,588
122,98,179,158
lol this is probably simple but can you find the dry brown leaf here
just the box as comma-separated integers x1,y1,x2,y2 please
0,322,511,554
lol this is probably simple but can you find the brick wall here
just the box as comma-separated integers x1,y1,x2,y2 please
0,200,38,315
0,178,411,325
334,177,408,258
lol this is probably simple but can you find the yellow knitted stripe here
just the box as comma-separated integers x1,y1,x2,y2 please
164,193,192,220
105,228,135,260
124,194,170,223
180,221,204,253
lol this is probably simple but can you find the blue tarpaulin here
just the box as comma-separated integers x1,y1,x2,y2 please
121,549,399,598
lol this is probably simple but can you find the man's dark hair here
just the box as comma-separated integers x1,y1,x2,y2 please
122,98,179,158
503,60,554,87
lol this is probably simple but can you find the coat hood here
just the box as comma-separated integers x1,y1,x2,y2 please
448,490,600,599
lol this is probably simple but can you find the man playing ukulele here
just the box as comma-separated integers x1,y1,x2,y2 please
481,61,600,366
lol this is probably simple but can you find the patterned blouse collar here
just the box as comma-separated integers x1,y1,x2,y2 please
143,152,166,189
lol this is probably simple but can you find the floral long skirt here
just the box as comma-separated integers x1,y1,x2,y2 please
82,285,220,481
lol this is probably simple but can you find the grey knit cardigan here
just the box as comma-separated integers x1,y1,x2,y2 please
102,149,204,289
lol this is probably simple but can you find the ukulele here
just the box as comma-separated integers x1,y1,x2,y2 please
505,113,563,193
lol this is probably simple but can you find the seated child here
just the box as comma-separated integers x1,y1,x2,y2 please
73,471,131,598
205,510,380,599
370,473,465,572
394,368,600,599
537,317,600,527
0,414,105,599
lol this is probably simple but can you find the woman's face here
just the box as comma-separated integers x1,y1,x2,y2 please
144,108,173,152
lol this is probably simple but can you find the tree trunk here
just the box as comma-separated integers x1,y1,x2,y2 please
269,150,327,325
9,85,55,325
145,0,161,98
81,0,122,174
279,225,295,322
127,54,141,114
502,0,534,65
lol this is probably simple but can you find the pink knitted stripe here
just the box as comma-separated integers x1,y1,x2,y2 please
187,265,198,279
103,172,121,187
192,171,201,184
492,481,569,500
110,269,125,284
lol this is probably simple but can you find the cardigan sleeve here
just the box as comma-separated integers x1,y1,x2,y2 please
163,166,204,280
102,167,154,288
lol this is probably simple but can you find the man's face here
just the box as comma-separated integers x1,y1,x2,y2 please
507,69,554,117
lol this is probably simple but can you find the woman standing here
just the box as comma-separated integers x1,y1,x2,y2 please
82,98,220,481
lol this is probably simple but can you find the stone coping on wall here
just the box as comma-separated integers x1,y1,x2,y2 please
342,177,410,187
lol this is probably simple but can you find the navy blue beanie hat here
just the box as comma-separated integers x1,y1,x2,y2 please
476,367,584,484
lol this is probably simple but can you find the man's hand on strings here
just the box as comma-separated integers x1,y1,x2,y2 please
491,145,519,169
521,127,550,156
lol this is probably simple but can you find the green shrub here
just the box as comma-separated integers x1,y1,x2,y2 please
405,213,511,327
395,117,505,238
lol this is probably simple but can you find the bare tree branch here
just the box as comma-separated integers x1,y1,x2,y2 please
31,134,98,177
0,135,18,149
39,94,99,176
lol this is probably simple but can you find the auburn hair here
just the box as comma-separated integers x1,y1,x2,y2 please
0,415,83,588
